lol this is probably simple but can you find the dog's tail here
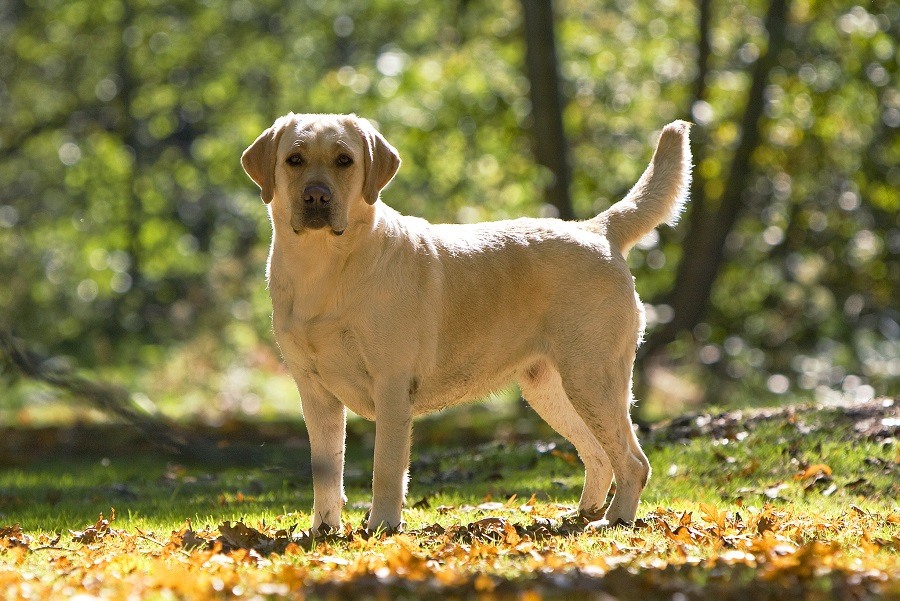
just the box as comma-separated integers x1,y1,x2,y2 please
585,121,692,255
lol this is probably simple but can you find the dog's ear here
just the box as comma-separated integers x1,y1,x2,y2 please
241,116,292,204
354,117,401,205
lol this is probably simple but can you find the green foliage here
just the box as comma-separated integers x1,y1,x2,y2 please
0,0,897,413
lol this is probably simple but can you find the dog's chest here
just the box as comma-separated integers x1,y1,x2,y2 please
273,308,376,419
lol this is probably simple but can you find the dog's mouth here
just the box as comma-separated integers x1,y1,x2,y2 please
291,220,345,236
290,205,346,236
304,217,329,230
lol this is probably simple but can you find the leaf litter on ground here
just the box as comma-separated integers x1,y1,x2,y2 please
3,496,898,599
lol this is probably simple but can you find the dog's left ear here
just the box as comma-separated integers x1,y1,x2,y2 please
241,116,293,204
354,117,401,205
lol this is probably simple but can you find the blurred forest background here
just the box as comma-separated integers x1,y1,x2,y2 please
0,0,897,427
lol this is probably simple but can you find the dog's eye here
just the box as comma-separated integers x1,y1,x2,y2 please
335,154,353,167
286,154,304,166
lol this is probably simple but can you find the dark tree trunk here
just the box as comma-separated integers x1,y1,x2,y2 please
112,0,145,302
639,0,791,361
693,0,712,108
521,0,574,220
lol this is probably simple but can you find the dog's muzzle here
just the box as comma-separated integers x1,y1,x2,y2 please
292,183,344,235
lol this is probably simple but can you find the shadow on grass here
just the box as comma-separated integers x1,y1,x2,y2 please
0,409,581,532
2,398,897,533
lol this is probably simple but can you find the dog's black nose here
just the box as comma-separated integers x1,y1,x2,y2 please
303,184,332,206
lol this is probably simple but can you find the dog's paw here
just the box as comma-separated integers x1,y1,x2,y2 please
585,517,635,531
584,518,611,531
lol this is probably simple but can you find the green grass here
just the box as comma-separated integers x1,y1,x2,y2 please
2,402,897,535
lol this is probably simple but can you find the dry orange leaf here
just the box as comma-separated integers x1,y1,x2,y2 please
793,463,832,481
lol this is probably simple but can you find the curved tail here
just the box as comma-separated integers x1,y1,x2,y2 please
587,121,692,255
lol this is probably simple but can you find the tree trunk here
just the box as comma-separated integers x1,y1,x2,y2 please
521,0,574,220
693,0,712,109
639,0,791,361
117,0,144,297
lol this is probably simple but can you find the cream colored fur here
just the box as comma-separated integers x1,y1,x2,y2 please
241,114,692,533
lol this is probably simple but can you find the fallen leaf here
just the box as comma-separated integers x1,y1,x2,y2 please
0,524,31,549
70,511,117,544
699,503,725,529
180,529,208,550
794,463,832,481
756,515,776,535
216,521,301,554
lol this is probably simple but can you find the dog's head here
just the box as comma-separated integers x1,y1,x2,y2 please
241,113,400,236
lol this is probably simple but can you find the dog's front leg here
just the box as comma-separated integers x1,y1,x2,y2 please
367,380,412,533
301,388,347,535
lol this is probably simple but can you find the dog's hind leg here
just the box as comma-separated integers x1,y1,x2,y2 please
518,359,614,519
555,355,651,525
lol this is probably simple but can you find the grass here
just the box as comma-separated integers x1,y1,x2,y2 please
1,398,899,599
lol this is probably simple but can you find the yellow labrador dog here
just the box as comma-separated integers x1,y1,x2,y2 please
241,114,691,533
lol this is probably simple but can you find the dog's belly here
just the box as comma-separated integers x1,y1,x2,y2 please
275,306,535,421
410,377,514,416
410,352,532,416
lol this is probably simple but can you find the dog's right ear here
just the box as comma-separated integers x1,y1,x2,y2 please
241,116,292,204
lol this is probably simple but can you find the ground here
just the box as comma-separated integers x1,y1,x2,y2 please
1,398,898,599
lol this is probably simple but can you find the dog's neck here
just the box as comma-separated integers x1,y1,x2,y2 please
266,200,404,315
